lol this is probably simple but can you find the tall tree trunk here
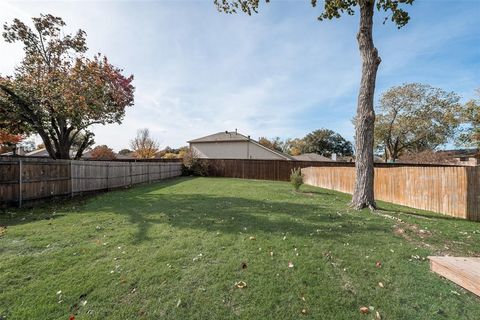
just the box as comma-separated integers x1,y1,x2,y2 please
351,0,381,210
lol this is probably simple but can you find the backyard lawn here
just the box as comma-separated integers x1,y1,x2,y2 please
1,177,480,319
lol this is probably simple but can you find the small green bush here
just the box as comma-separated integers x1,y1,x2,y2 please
290,167,304,191
182,149,209,176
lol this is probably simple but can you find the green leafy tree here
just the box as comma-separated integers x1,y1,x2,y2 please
302,129,353,157
118,148,133,155
457,89,480,149
375,83,462,161
0,14,134,159
284,138,306,156
258,136,284,152
214,0,415,209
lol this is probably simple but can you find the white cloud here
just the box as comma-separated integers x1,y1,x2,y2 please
1,1,478,151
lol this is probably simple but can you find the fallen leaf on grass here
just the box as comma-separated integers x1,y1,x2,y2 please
359,306,370,314
235,281,247,289
249,236,256,240
301,309,308,315
288,261,294,268
69,315,75,320
375,261,382,268
0,226,7,237
176,299,182,307
378,282,384,288
375,311,382,320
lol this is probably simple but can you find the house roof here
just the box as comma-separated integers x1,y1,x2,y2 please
116,153,137,160
437,149,479,158
292,153,331,162
188,131,294,160
188,131,250,143
18,148,94,159
25,148,50,157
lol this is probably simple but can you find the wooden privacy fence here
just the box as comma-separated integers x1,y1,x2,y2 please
302,166,480,221
201,159,480,221
0,157,182,207
201,159,354,181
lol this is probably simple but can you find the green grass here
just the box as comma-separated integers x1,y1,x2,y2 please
1,177,480,320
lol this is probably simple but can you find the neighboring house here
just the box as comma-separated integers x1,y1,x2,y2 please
0,147,95,159
25,148,50,157
116,152,137,160
292,153,331,162
437,149,479,166
188,131,293,160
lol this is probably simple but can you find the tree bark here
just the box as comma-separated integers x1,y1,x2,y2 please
351,0,381,210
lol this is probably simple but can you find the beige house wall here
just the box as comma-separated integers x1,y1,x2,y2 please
190,141,287,160
450,157,479,167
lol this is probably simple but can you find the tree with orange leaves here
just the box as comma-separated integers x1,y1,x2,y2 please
0,14,134,159
0,129,24,154
89,145,117,160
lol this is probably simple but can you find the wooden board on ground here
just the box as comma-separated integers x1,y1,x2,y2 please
429,256,480,297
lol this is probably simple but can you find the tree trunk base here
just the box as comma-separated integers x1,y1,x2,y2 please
349,200,377,211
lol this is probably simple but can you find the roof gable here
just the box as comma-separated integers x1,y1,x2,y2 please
188,131,294,160
188,131,250,143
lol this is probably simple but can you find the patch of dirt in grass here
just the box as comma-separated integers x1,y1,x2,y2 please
0,225,6,237
375,211,437,251
392,223,431,248
384,213,467,256
323,251,356,295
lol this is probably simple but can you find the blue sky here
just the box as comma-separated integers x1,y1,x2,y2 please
0,0,479,151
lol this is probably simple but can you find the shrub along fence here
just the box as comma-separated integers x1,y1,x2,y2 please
201,159,480,221
0,156,182,207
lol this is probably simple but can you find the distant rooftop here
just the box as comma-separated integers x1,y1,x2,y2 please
292,153,331,162
188,131,250,143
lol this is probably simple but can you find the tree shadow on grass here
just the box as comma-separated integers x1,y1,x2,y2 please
101,192,389,244
375,202,467,223
0,177,192,227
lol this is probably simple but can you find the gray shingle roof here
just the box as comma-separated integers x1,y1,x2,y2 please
188,131,250,143
292,153,332,161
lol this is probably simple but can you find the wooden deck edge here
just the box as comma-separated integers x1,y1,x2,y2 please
428,256,480,297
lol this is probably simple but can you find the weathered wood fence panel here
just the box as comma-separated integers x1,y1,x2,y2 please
0,157,182,207
466,167,480,221
202,159,355,181
71,161,182,194
302,166,480,221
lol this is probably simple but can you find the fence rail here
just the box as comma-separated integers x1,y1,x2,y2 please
0,157,182,207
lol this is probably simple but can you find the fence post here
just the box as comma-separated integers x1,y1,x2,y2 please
242,160,245,179
147,163,150,183
18,159,23,208
130,162,133,186
70,161,74,198
106,163,109,191
124,163,127,188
